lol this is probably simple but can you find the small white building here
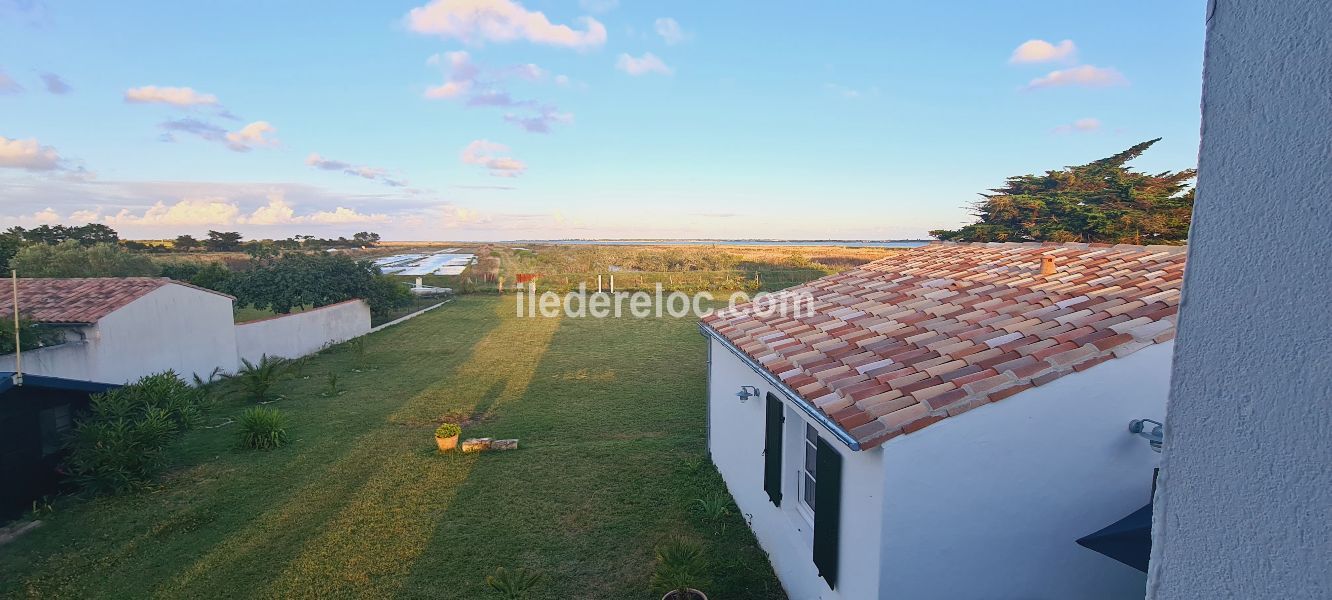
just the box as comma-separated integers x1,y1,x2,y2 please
700,242,1185,600
0,278,240,385
0,278,377,386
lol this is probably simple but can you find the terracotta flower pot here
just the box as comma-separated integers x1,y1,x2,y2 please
435,434,459,452
662,589,707,600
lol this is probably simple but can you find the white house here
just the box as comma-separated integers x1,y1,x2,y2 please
0,278,240,385
0,277,372,385
700,242,1185,600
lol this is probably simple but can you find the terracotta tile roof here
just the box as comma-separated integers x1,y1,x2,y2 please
701,242,1187,450
0,278,232,324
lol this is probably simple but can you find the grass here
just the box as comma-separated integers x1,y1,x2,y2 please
0,296,785,599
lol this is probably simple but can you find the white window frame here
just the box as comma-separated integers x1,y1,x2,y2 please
795,422,818,525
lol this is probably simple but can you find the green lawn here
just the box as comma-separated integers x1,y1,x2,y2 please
1,296,785,599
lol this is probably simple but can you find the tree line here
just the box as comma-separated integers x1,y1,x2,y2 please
0,226,408,319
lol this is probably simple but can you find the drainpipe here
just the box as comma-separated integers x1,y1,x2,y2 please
704,333,712,457
11,270,22,386
698,322,862,451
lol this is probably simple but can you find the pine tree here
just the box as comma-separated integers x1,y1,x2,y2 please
930,139,1195,244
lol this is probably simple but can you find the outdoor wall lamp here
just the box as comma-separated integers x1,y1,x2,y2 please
1129,419,1164,452
736,385,761,403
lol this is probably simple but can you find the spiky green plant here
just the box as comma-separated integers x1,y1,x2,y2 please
485,567,543,599
651,537,709,599
322,372,342,397
235,354,286,402
692,493,732,534
238,407,289,450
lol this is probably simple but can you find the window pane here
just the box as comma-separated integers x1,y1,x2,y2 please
803,474,817,510
805,424,818,444
805,444,817,474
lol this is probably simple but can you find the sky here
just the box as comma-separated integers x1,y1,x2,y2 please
0,0,1207,241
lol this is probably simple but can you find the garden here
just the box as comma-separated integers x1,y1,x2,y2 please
0,296,787,599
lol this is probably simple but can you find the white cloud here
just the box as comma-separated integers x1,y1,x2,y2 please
460,139,527,177
0,68,22,94
406,0,607,49
1009,39,1077,64
1025,65,1128,90
244,194,297,225
106,198,242,226
424,50,479,99
578,0,618,14
654,17,686,45
224,121,278,151
0,136,63,171
554,74,570,86
306,207,390,224
1054,118,1102,134
78,196,388,228
616,52,672,76
124,85,219,106
502,105,571,133
306,153,405,187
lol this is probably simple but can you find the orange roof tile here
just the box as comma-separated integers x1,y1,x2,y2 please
701,242,1187,450
0,278,233,324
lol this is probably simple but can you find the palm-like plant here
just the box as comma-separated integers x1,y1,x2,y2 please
652,537,708,599
485,567,543,599
235,354,286,403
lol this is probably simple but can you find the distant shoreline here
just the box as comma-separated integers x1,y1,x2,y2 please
503,239,934,248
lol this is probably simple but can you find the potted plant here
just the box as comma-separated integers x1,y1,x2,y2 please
435,423,461,451
651,537,709,600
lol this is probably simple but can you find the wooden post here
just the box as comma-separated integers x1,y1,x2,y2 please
597,274,603,293
498,276,504,294
610,275,615,293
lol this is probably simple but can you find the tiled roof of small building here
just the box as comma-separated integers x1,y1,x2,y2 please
0,278,232,324
701,242,1187,450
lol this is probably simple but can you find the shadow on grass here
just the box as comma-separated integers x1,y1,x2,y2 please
392,306,786,600
252,299,563,598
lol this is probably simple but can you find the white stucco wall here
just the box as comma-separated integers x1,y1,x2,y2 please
0,283,239,385
1147,2,1332,598
707,336,884,600
234,299,371,363
878,342,1173,600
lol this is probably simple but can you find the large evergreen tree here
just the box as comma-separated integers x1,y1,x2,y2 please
930,139,1195,244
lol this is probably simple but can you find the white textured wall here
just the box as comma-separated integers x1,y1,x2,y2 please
707,336,883,600
1147,1,1332,598
235,299,371,363
0,284,238,384
879,343,1173,600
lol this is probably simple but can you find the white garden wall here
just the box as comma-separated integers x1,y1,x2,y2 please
234,299,371,363
877,342,1173,600
706,335,884,600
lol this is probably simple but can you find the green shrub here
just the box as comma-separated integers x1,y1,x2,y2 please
485,567,543,599
63,371,202,496
10,240,158,277
435,423,461,438
238,407,289,450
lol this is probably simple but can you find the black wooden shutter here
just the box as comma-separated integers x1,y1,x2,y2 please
763,393,783,506
813,437,843,589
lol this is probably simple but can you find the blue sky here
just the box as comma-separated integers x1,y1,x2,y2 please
0,0,1206,240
